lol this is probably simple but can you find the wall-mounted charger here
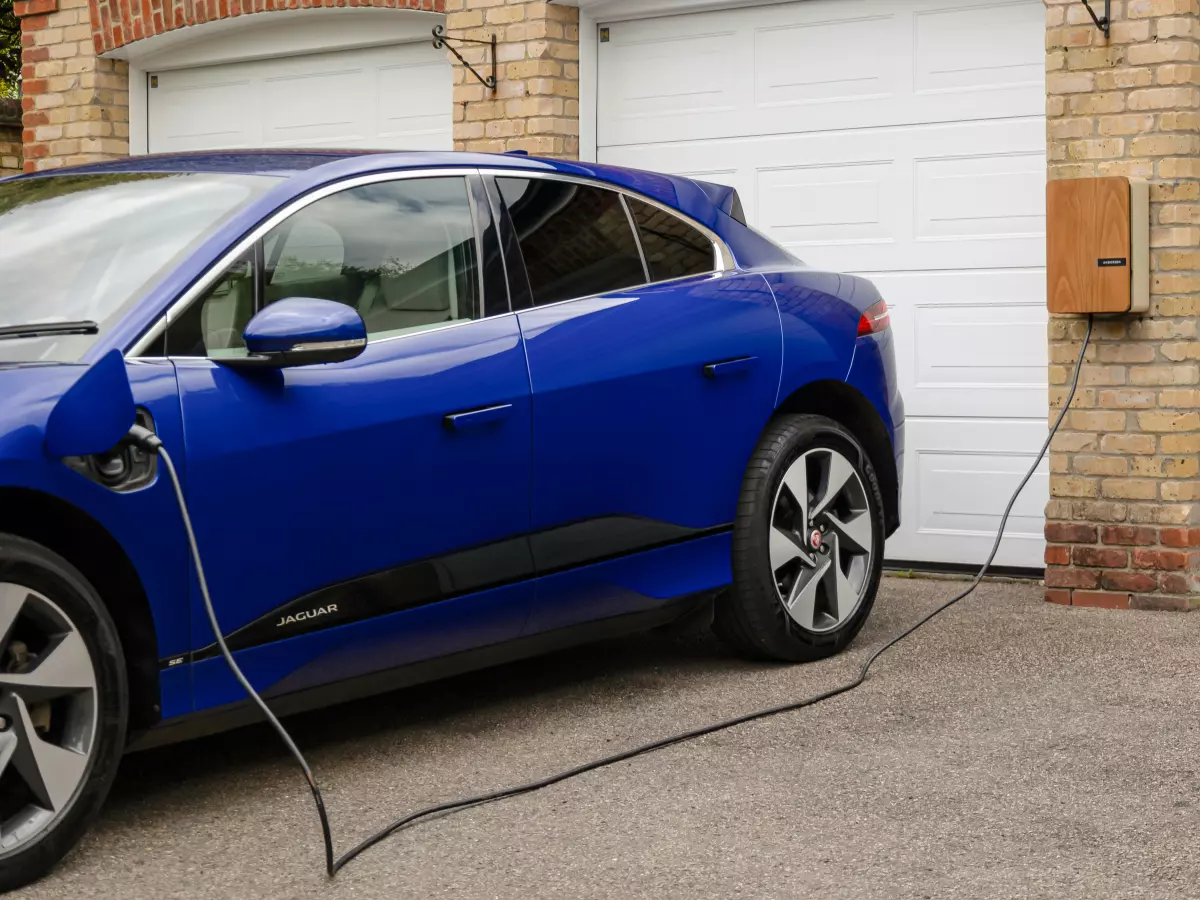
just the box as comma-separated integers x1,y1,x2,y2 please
1047,176,1149,315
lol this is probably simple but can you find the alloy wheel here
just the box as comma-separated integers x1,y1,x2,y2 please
0,583,97,853
769,448,873,633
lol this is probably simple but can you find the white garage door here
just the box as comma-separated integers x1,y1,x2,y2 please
597,0,1047,569
148,42,452,153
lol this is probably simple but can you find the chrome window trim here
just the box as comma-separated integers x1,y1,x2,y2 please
478,166,736,275
128,168,490,359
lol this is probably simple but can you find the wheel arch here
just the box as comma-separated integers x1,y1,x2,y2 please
0,487,161,735
774,381,900,536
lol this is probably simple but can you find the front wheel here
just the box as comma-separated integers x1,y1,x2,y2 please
715,415,885,662
0,535,128,892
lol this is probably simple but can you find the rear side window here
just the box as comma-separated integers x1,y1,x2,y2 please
625,197,715,282
497,178,645,306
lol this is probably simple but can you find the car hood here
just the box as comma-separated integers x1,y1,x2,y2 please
0,362,92,464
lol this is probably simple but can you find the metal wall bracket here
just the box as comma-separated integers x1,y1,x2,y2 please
1079,0,1110,38
433,25,497,92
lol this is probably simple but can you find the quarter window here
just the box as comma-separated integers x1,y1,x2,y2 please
159,177,482,357
625,197,715,282
497,178,645,307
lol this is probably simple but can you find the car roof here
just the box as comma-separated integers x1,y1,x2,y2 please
2,149,744,228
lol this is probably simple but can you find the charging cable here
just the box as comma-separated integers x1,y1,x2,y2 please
129,313,1093,876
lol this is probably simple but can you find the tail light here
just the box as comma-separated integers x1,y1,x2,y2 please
857,299,890,337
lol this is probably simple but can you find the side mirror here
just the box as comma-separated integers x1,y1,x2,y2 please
224,298,367,370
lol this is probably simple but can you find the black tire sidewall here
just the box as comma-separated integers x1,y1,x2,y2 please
0,535,127,892
727,415,885,662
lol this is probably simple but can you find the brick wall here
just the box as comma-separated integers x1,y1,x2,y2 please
444,0,579,158
0,99,20,174
17,0,128,171
1045,0,1200,611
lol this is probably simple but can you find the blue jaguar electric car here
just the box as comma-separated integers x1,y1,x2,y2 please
0,150,902,886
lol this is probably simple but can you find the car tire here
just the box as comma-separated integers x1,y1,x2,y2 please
0,534,128,892
715,415,885,663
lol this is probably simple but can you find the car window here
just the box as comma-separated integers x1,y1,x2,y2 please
0,172,276,363
269,219,345,285
158,177,482,357
497,177,645,307
625,197,715,283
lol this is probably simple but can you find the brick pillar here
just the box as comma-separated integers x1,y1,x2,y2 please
16,0,128,172
1045,0,1200,611
0,99,21,173
444,0,579,158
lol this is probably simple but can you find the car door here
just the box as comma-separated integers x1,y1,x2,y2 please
153,172,535,709
492,174,783,633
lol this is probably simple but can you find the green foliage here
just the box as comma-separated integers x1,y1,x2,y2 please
0,0,18,100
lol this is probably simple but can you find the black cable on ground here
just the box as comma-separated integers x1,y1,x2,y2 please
144,313,1094,877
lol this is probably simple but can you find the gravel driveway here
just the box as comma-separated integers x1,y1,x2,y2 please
14,576,1200,900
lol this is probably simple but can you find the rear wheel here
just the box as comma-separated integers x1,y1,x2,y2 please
715,415,884,662
0,535,127,892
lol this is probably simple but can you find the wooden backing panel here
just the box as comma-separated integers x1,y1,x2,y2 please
1047,176,1132,314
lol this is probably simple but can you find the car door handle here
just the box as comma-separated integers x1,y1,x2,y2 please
443,403,514,430
703,356,758,378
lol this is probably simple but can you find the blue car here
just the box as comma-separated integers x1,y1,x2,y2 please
0,150,902,887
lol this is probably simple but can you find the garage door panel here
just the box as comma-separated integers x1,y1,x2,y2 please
601,31,741,123
263,68,369,147
885,418,1049,568
754,14,897,108
916,152,1045,241
914,3,1044,94
148,78,258,151
149,43,451,155
870,270,1047,420
598,0,1044,148
757,161,896,247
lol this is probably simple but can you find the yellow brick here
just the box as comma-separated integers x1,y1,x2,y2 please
1128,41,1199,65
1098,389,1156,408
1051,475,1100,498
1129,87,1200,109
1102,479,1159,500
1097,68,1154,90
1070,410,1129,431
1098,114,1155,135
1138,411,1200,431
1067,138,1124,159
1069,92,1126,114
1102,433,1157,454
1074,456,1130,476
1049,71,1096,93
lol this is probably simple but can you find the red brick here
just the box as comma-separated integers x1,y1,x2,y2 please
1133,548,1189,570
1132,594,1192,612
1103,571,1159,592
1159,572,1191,594
1045,589,1073,605
1045,546,1071,566
1073,590,1131,610
12,0,56,16
1046,567,1101,589
23,46,49,63
1161,528,1200,548
1072,546,1129,568
1046,523,1099,543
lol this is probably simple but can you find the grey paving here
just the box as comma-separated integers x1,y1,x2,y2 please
16,576,1200,900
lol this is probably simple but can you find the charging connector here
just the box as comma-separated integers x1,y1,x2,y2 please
133,312,1094,876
